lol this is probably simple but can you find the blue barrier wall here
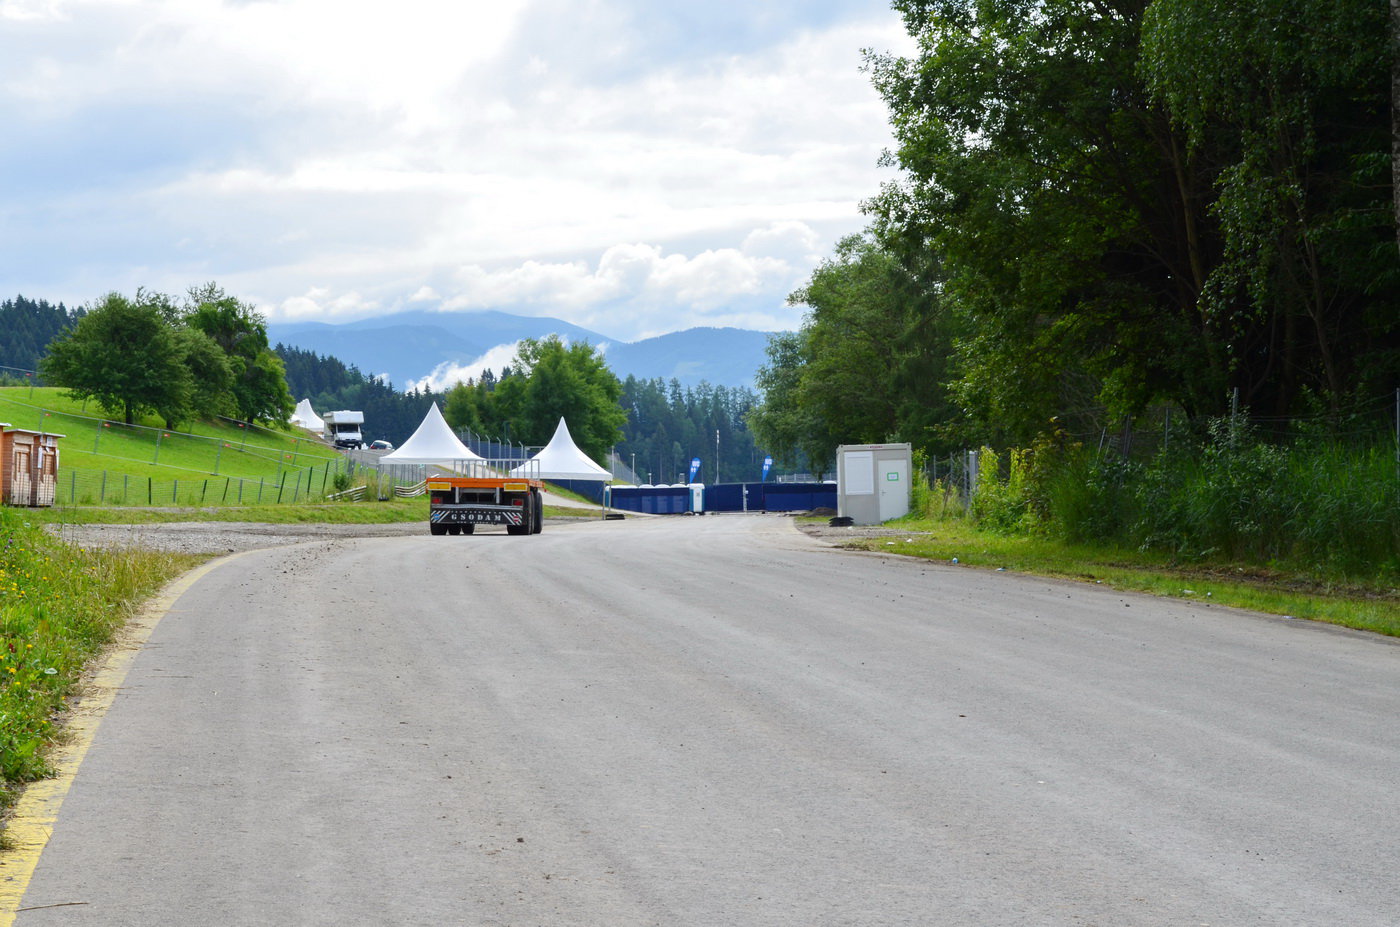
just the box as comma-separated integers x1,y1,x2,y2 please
606,486,694,514
759,482,837,512
607,482,836,514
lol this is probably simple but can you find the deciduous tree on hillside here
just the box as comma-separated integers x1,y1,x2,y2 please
183,283,294,425
40,291,191,425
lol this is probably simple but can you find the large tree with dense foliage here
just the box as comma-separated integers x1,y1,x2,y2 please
511,337,626,462
40,291,192,425
866,0,1232,439
1141,0,1399,413
789,0,1400,449
441,337,625,464
183,283,294,425
747,331,835,475
748,233,960,465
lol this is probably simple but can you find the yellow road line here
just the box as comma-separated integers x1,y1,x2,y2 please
0,553,249,925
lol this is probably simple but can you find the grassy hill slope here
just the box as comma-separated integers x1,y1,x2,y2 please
1,388,346,504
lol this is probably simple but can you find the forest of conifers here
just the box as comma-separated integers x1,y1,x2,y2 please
748,0,1400,467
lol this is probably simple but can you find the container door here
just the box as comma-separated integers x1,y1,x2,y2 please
878,457,910,521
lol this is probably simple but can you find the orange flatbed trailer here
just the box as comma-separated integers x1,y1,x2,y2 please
427,464,544,536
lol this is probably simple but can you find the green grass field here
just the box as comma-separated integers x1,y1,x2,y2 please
0,387,341,482
2,387,350,504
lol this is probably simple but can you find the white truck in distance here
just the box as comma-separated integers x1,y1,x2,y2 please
322,410,365,449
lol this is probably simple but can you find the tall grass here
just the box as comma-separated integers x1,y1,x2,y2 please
970,419,1400,584
0,509,200,799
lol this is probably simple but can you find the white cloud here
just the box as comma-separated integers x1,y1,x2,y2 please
0,0,63,22
409,342,525,393
2,0,915,343
277,288,381,322
427,227,813,337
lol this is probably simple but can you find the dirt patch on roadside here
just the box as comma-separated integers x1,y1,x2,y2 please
795,523,932,543
46,514,603,555
45,521,428,555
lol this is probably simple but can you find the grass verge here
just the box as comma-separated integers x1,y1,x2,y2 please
0,508,204,809
828,516,1400,638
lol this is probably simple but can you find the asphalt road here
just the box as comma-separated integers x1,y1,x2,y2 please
12,515,1400,925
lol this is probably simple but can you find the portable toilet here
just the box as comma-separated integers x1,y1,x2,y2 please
0,424,63,507
836,443,911,525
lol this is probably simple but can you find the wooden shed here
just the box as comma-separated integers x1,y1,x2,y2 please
0,423,64,507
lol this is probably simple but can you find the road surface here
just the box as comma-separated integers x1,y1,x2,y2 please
9,515,1400,925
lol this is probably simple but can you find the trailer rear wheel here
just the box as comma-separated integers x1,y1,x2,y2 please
506,493,533,535
430,522,447,536
532,489,544,534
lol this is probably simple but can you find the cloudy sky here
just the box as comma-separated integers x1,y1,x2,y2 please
2,0,912,342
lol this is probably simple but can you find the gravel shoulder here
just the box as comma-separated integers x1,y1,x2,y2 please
45,514,913,555
45,516,601,555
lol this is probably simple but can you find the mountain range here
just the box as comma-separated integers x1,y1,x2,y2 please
267,310,776,392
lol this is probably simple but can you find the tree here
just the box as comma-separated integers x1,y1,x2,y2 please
617,376,759,483
40,292,190,425
865,0,1398,440
165,327,234,427
1393,0,1400,255
1141,0,1400,412
443,380,487,435
868,0,1231,436
0,296,85,373
746,233,961,473
508,337,626,463
747,331,837,476
184,283,294,424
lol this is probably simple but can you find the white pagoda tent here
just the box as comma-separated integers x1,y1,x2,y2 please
380,403,483,466
290,398,324,433
510,417,611,481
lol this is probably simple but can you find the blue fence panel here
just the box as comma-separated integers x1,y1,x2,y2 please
702,482,836,513
606,482,835,514
607,486,693,514
702,483,743,511
761,482,837,512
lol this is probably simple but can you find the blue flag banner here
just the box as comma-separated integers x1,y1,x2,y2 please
689,457,702,483
762,455,773,481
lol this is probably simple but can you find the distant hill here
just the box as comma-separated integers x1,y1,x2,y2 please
267,310,776,390
603,327,775,389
